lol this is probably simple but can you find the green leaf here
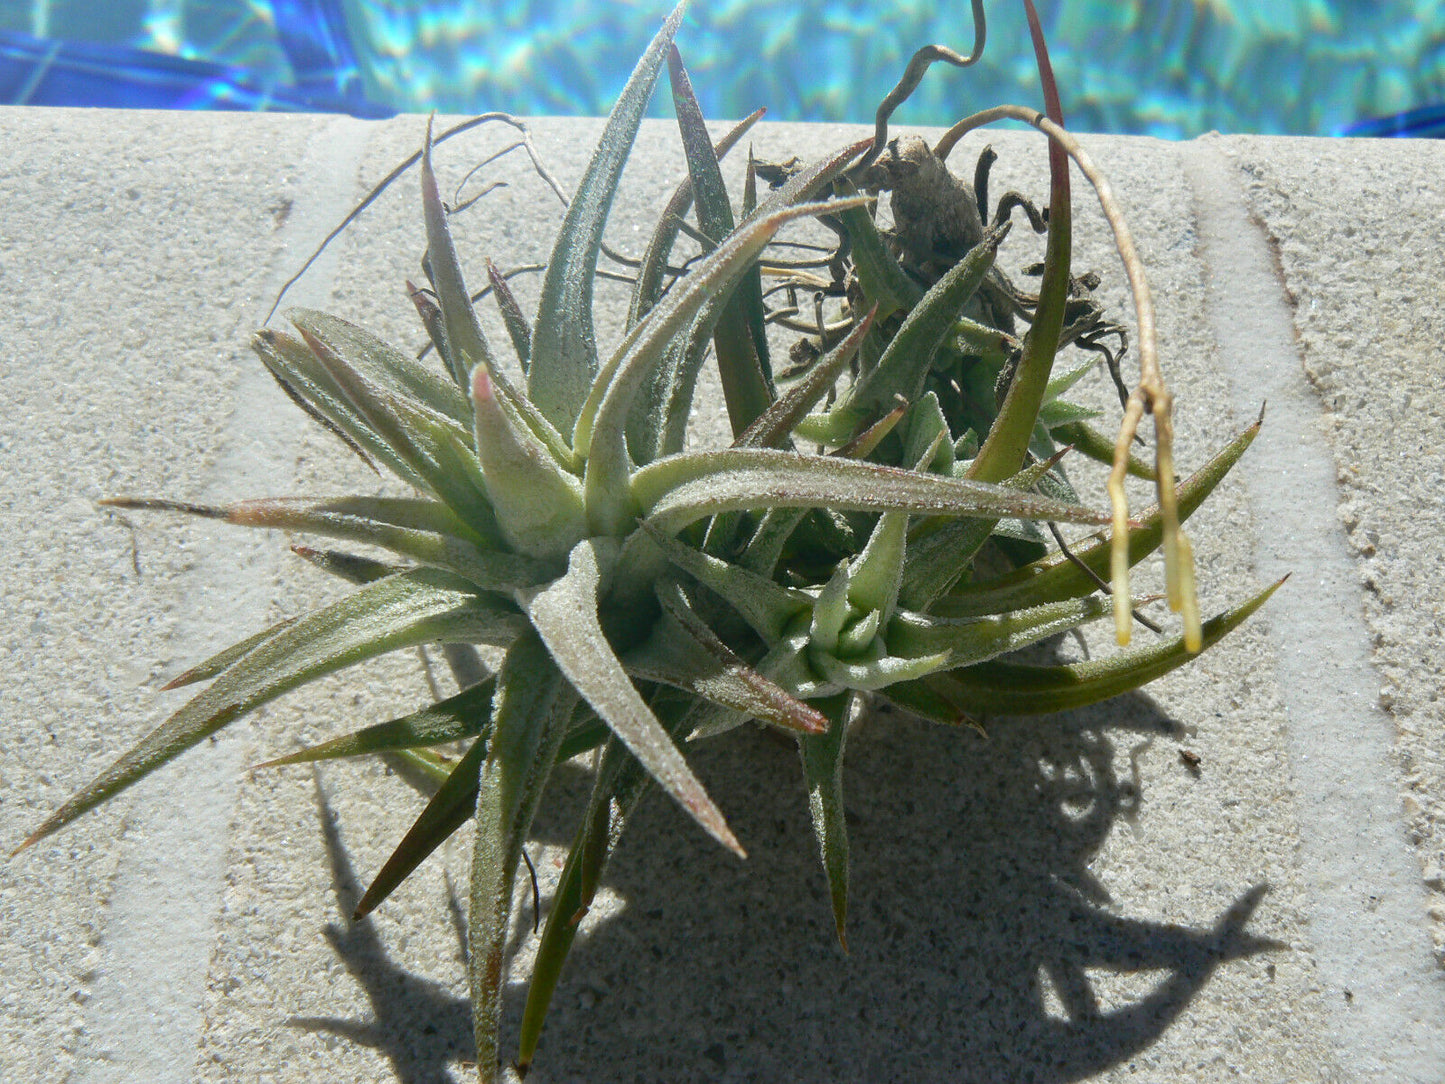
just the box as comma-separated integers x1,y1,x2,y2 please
418,125,578,466
151,616,296,690
809,563,851,656
354,735,487,920
110,495,550,592
527,1,688,434
736,309,876,450
525,539,745,856
575,139,872,458
632,448,1111,536
486,260,532,373
846,506,908,624
470,636,571,1079
840,223,1007,424
737,506,809,578
288,307,471,425
293,319,499,529
253,678,496,769
1039,398,1103,428
799,694,852,949
897,452,1067,611
968,0,1071,486
18,568,525,852
626,104,771,459
809,644,949,693
1051,419,1156,479
628,582,828,734
885,595,1109,665
627,106,765,329
891,578,1285,720
471,366,589,561
668,45,773,437
833,193,922,318
581,196,872,537
518,690,692,1072
936,418,1260,617
420,116,499,387
640,521,809,641
253,328,424,488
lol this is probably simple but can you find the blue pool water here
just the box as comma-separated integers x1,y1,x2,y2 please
3,0,1442,136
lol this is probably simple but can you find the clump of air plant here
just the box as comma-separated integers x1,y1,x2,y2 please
14,1,1278,1079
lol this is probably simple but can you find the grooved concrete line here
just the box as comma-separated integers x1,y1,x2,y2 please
71,116,378,1084
1181,137,1445,1082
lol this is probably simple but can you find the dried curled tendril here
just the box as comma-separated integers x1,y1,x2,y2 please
861,0,1199,650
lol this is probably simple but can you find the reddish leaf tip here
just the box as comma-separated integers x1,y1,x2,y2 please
472,364,494,404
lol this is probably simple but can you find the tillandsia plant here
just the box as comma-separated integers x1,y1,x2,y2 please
16,0,1281,1078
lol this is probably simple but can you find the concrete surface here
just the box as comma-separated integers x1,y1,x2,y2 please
1,105,1442,1083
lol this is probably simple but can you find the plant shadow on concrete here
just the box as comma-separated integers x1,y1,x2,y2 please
306,692,1275,1084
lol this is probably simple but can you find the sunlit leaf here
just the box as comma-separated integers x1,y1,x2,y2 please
528,1,689,433
19,569,525,852
525,539,745,856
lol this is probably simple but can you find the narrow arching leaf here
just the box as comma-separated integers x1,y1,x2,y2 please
886,595,1108,664
487,260,532,372
581,196,872,537
625,584,828,734
841,223,1007,423
18,569,526,853
745,137,874,225
525,539,745,857
629,133,781,454
574,139,872,458
640,521,809,640
295,320,499,528
420,116,498,385
936,418,1260,618
528,1,688,434
737,506,809,578
354,735,487,920
632,448,1110,535
626,318,709,466
254,678,496,769
890,578,1284,720
289,307,472,424
470,636,570,1081
968,0,1070,486
668,45,773,435
155,617,297,690
107,495,546,591
518,689,692,1072
628,106,766,328
799,694,852,949
736,308,876,450
253,328,426,489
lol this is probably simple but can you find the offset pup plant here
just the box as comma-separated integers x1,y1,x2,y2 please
16,0,1279,1078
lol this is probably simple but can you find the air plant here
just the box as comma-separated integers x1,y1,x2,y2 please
14,1,1278,1079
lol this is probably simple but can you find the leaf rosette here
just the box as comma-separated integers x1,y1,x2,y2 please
17,2,1277,1079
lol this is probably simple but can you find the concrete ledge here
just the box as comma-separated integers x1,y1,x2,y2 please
2,107,1442,1082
